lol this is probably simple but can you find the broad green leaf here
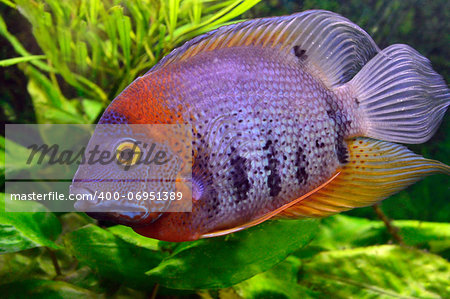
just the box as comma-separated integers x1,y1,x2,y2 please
146,219,319,290
0,245,99,291
107,286,147,299
0,194,61,253
0,248,55,284
64,224,167,290
108,225,160,251
300,245,450,298
397,220,450,256
233,256,317,299
59,212,95,235
0,231,110,295
295,215,450,259
0,216,97,286
306,215,381,252
2,135,32,178
0,279,99,299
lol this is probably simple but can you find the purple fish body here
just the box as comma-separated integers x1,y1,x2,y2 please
71,10,450,241
159,46,360,224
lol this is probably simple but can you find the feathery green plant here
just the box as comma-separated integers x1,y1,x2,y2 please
1,0,260,123
1,1,449,298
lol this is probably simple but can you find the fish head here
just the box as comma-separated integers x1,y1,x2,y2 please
71,76,193,229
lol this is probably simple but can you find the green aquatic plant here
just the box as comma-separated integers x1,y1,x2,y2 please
1,0,449,298
1,0,260,123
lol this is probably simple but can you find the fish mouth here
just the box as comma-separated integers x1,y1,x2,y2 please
85,210,163,226
71,186,99,212
70,185,163,225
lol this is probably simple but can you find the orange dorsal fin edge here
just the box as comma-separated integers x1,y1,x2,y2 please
147,10,379,89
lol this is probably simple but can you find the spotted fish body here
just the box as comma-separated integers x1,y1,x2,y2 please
71,10,450,241
169,48,359,225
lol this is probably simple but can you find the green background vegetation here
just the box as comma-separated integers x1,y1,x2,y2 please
1,0,449,298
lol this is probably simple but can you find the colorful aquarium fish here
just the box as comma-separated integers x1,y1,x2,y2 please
70,10,450,242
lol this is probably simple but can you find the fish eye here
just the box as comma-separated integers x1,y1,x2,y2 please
115,140,142,167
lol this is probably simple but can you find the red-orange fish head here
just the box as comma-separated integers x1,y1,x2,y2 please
70,75,206,241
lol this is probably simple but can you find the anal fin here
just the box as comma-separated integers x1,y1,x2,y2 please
200,172,340,238
276,137,449,219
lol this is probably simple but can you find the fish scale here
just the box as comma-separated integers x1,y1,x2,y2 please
158,47,347,229
71,10,449,241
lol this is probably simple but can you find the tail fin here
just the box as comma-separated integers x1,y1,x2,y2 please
349,44,449,144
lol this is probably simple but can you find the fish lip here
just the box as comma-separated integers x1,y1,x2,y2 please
70,184,163,225
85,210,162,226
70,185,100,212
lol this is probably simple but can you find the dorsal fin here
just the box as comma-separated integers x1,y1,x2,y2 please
275,138,450,219
147,10,380,88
